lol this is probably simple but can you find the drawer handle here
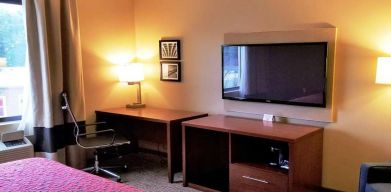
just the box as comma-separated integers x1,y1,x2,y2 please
242,175,270,184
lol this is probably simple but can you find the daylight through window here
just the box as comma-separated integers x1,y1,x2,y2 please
0,0,27,122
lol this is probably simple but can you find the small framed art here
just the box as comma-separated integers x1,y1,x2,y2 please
159,40,181,60
160,61,181,82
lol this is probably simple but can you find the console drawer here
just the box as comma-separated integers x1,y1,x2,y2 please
230,163,288,192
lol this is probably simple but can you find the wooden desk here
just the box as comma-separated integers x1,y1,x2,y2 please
182,115,323,192
95,107,207,183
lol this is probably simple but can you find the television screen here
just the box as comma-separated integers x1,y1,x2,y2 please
222,42,328,107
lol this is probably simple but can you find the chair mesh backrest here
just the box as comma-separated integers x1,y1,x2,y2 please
367,166,391,183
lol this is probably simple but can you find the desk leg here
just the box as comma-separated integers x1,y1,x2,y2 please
182,125,188,187
167,123,174,183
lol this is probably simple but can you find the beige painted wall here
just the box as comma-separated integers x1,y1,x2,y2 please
132,0,391,191
77,0,136,123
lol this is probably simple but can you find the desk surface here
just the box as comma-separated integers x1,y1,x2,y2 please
182,115,322,143
96,107,207,124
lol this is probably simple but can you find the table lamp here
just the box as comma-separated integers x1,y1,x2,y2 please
118,63,146,108
376,57,391,84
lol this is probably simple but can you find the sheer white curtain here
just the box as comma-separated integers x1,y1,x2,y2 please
18,0,86,168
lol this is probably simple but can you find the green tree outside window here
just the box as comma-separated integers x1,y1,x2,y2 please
0,3,26,67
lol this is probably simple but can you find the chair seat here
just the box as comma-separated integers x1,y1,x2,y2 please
79,134,129,148
366,183,391,192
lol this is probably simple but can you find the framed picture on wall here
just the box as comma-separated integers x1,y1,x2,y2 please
161,61,181,82
159,40,181,60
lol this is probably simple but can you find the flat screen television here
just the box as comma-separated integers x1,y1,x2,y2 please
222,42,328,107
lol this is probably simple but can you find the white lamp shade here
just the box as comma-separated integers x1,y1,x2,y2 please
118,63,144,83
376,57,391,84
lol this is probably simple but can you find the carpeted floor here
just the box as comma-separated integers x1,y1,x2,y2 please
109,153,200,192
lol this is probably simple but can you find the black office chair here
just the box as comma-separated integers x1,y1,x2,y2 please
61,92,130,182
359,162,391,192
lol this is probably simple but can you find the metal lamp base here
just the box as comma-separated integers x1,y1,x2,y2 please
126,103,146,108
126,81,145,109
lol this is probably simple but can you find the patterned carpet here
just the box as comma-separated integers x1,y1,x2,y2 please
112,153,199,192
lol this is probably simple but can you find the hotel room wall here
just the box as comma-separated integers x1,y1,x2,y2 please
133,0,391,191
77,0,136,124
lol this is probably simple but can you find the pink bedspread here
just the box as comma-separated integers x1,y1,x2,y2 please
0,158,142,192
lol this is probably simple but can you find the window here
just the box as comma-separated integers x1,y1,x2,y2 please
0,0,26,122
0,96,5,117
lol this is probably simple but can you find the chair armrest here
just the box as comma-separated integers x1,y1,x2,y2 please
78,122,107,127
77,129,115,137
359,162,391,192
76,129,116,149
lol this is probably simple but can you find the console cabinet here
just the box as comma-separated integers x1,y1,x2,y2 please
182,115,323,192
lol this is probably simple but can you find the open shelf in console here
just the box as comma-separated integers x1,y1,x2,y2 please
230,134,289,174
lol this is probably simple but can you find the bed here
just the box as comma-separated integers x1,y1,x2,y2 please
0,158,143,192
